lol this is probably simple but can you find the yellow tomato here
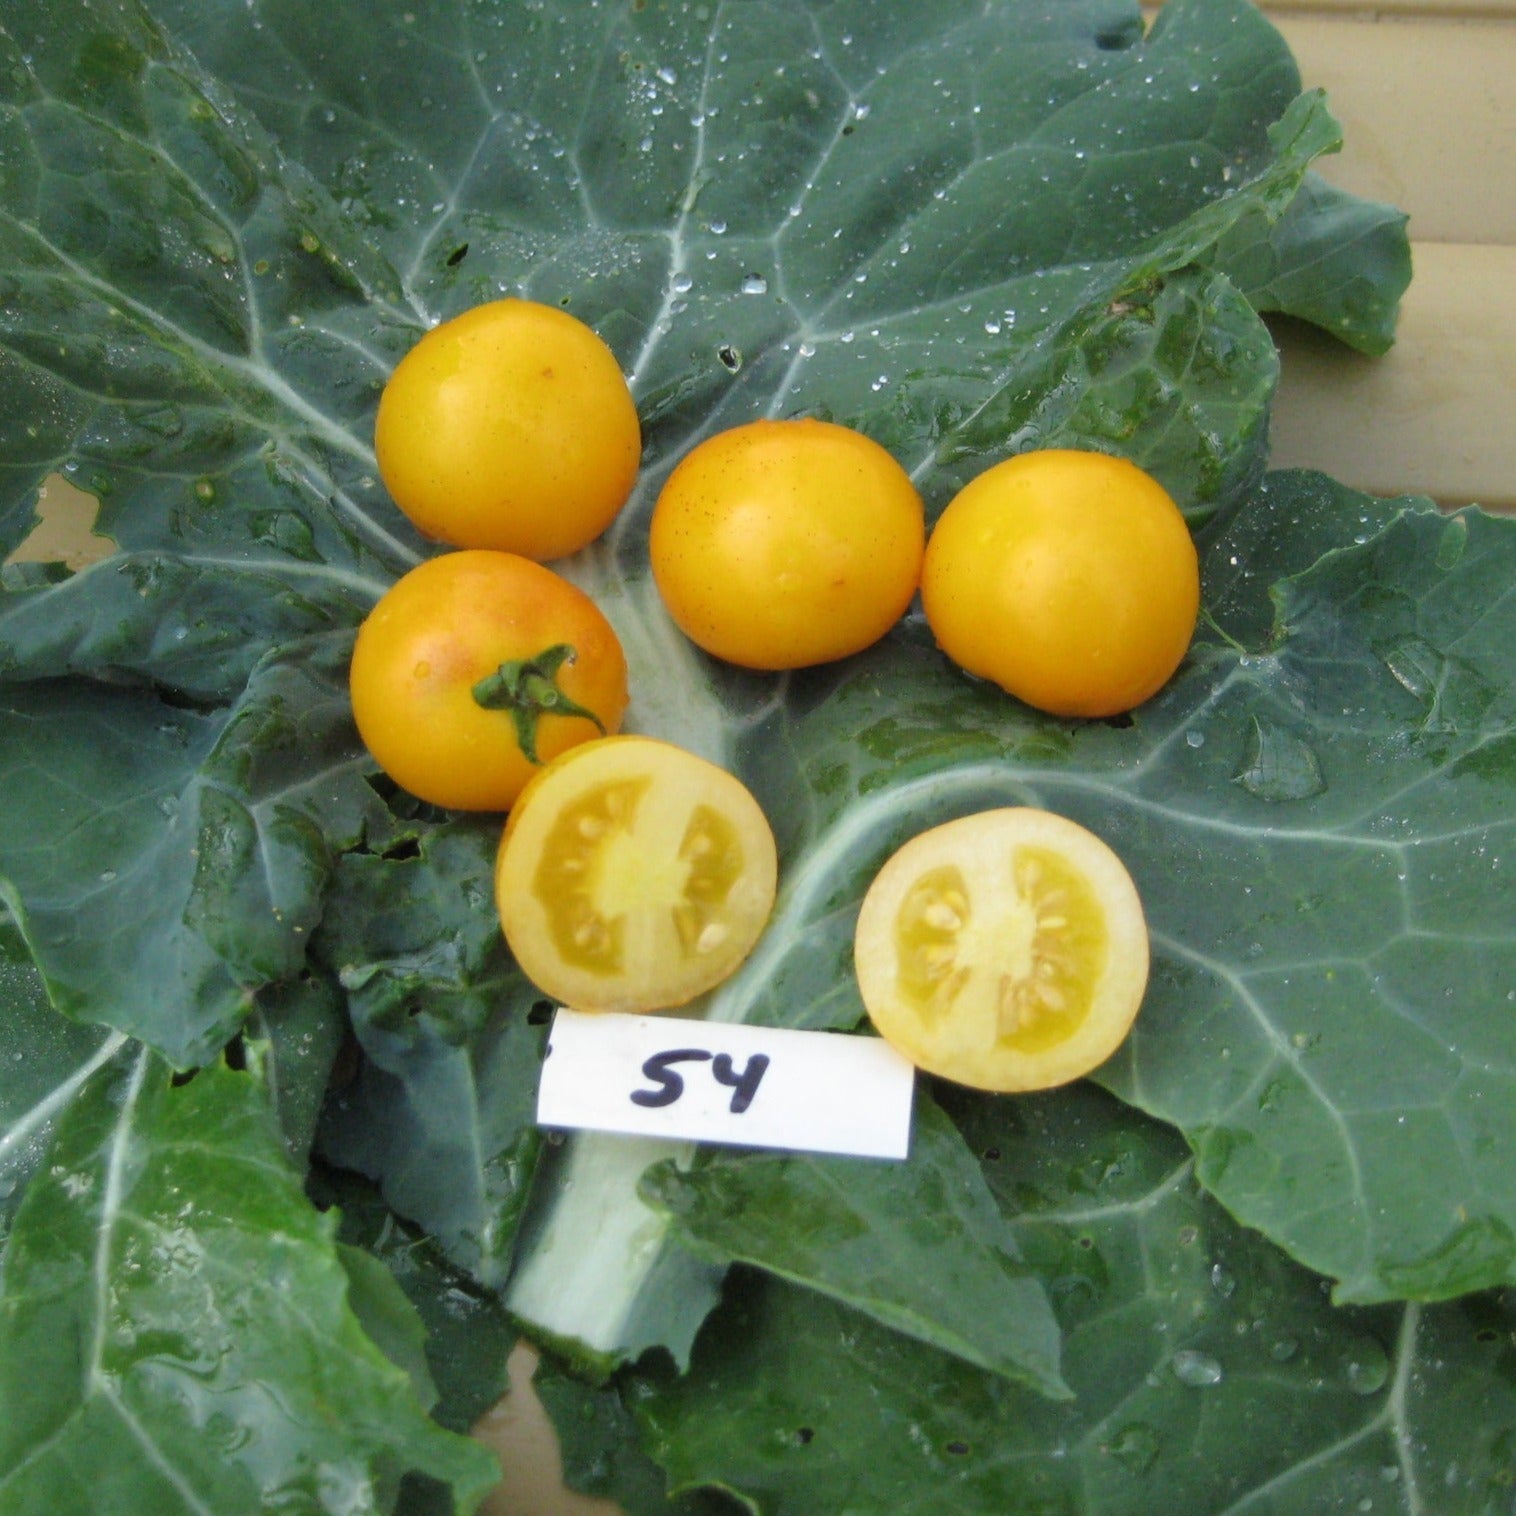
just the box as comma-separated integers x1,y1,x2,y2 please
374,299,641,561
921,450,1199,718
495,736,778,1014
649,417,924,670
853,808,1149,1092
349,550,628,812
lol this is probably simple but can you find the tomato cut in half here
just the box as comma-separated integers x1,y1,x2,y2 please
853,808,1149,1092
495,736,778,1014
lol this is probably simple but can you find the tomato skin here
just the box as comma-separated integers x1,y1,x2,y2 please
374,299,641,561
349,550,628,812
496,735,778,1014
921,450,1199,718
649,417,925,670
853,807,1149,1093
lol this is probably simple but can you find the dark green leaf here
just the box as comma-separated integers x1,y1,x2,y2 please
1218,171,1413,357
323,1170,516,1437
0,638,386,1067
249,974,349,1164
639,1090,1068,1397
0,1049,499,1514
536,1355,744,1516
627,1086,1516,1515
695,481,1516,1305
0,911,130,1246
0,0,1434,1487
1103,501,1516,1304
314,823,548,1287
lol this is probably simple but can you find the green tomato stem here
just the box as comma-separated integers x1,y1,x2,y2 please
470,643,606,765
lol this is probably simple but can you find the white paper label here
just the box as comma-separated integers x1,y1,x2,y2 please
537,1007,916,1160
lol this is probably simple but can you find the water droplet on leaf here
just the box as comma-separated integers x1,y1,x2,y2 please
1171,1348,1223,1387
1234,717,1325,802
1341,1335,1391,1396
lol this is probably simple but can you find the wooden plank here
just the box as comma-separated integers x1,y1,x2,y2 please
1263,0,1516,19
1264,10,1516,245
475,1346,620,1516
1270,240,1516,511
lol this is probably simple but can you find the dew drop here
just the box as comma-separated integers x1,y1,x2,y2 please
740,273,768,295
1171,1349,1223,1387
1341,1335,1391,1396
1234,717,1325,803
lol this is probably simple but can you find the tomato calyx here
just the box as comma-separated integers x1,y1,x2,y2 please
471,642,607,764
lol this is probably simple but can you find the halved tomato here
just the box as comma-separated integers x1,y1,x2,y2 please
853,808,1148,1091
495,736,778,1014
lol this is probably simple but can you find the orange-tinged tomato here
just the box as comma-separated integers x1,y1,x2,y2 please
495,736,778,1014
854,808,1149,1092
374,299,641,561
349,550,628,812
649,417,924,670
921,449,1199,718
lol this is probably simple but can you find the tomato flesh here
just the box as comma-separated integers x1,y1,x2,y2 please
855,809,1148,1091
497,737,777,1014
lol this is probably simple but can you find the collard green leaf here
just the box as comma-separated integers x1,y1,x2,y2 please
1104,499,1516,1305
0,0,1442,1489
320,1168,517,1438
0,1048,499,1515
314,823,548,1286
0,0,421,595
0,637,386,1066
639,1090,1068,1398
0,0,1408,1076
0,915,337,1249
248,973,349,1164
688,478,1516,1307
626,1085,1516,1516
1212,170,1412,357
0,912,130,1247
535,1354,744,1516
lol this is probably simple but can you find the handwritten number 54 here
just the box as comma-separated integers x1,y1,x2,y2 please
630,1048,771,1114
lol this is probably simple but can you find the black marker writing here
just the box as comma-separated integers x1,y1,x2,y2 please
629,1048,772,1115
629,1049,712,1108
712,1052,770,1114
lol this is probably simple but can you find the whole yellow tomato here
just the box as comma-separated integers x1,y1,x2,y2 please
921,450,1199,718
374,299,641,561
648,417,924,670
349,550,629,812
